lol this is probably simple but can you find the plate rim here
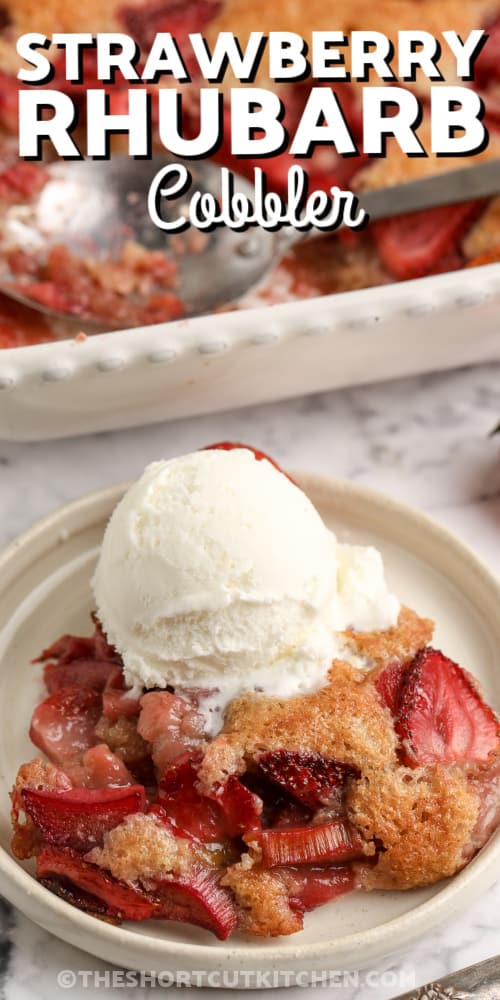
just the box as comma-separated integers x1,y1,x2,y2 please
1,473,500,973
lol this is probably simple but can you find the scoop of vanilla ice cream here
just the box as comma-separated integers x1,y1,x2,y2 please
92,448,399,718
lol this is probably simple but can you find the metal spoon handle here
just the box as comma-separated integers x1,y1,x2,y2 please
277,158,500,254
390,955,500,1000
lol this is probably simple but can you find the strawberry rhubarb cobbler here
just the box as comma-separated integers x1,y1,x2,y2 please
1,1,500,341
10,444,500,939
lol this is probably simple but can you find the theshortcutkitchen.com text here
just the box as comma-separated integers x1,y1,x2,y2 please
15,28,491,232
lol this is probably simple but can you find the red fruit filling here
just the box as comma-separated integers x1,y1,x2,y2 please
396,648,500,766
158,754,229,843
151,867,238,940
22,785,145,852
211,775,263,836
69,744,134,789
138,690,206,771
37,846,156,921
30,687,101,766
258,749,358,808
279,864,356,912
372,202,482,281
43,660,119,695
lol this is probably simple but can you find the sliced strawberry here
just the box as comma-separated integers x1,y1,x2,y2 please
151,866,237,940
138,690,206,771
22,784,145,853
372,202,482,281
258,750,358,808
374,662,406,717
37,846,156,921
204,442,296,484
279,864,356,912
396,648,500,767
44,660,118,695
211,776,262,837
30,687,101,766
69,745,134,790
158,754,229,843
250,819,364,867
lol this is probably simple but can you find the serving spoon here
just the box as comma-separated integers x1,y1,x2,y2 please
1,155,499,324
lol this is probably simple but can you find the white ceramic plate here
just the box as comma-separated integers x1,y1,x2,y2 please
1,262,500,441
0,474,499,983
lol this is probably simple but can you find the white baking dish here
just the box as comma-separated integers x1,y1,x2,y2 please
1,262,500,441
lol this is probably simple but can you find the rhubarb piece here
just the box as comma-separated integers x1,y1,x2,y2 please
151,866,237,940
37,846,156,921
138,690,206,771
11,758,73,860
204,442,296,484
35,618,120,665
22,784,145,852
211,776,262,836
396,648,500,766
258,750,358,808
279,864,356,912
251,819,365,867
69,744,134,789
30,687,101,766
158,754,229,843
35,634,96,664
372,202,481,280
44,660,119,695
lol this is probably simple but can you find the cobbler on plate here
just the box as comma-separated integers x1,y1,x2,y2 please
10,447,500,940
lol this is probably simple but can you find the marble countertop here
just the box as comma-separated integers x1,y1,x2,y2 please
1,360,500,1000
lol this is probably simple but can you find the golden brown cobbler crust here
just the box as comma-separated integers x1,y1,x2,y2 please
221,862,303,936
349,765,479,889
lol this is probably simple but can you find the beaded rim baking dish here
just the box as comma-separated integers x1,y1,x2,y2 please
1,262,500,441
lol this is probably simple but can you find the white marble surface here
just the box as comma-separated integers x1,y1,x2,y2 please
1,360,500,999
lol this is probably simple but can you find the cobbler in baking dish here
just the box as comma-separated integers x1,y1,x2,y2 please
1,0,500,341
11,444,500,938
